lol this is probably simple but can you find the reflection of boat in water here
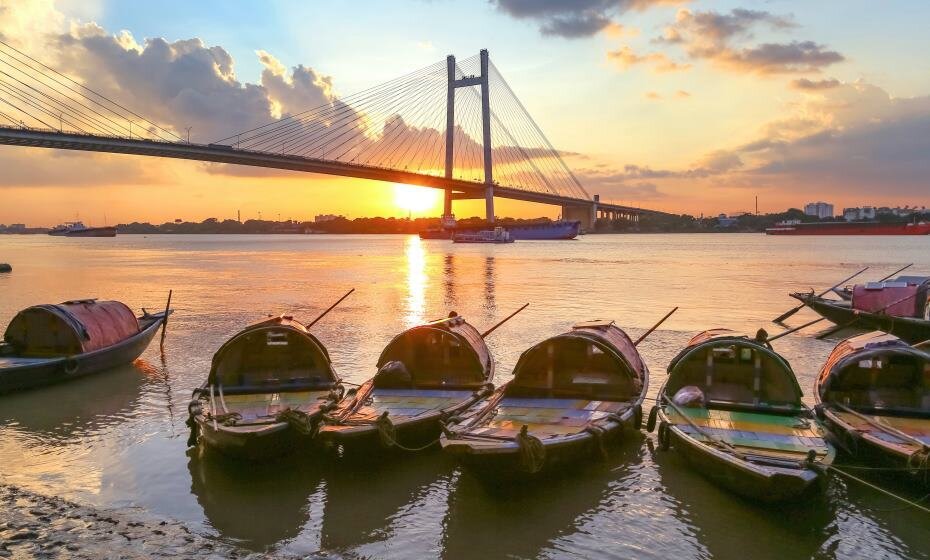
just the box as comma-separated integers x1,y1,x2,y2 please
0,359,147,442
187,447,323,550
442,320,648,479
319,452,453,553
48,221,117,237
0,298,170,393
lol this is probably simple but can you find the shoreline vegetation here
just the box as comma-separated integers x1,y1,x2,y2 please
3,209,928,235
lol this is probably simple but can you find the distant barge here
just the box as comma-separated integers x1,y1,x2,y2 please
420,220,580,241
765,221,930,236
48,221,117,237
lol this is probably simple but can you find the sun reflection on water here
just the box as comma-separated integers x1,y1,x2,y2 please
404,236,428,327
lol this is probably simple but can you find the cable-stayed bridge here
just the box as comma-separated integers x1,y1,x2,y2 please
0,41,665,228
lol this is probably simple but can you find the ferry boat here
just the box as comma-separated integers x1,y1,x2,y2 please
420,218,580,241
48,221,117,237
765,220,930,236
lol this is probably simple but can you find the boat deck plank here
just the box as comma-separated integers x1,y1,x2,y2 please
670,408,830,457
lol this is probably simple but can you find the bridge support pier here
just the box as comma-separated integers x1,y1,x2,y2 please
563,199,597,232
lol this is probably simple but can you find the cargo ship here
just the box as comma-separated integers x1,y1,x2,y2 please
48,221,117,237
765,220,930,236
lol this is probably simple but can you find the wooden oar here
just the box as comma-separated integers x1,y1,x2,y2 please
481,303,529,338
633,306,679,346
815,319,858,340
878,263,913,282
160,289,173,347
765,317,825,343
306,288,354,328
833,402,929,451
774,266,870,323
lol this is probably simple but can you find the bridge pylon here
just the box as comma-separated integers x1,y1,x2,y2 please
445,49,495,224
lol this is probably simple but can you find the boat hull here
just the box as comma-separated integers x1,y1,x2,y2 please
659,411,828,501
766,222,930,235
49,226,117,237
790,293,930,344
195,415,316,460
0,313,165,393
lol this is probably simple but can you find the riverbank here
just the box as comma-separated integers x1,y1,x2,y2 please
0,484,266,559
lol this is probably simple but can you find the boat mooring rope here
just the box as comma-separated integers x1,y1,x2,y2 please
276,408,318,436
374,411,441,452
516,425,546,474
827,465,930,514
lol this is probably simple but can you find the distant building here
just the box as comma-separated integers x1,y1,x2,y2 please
804,202,834,219
842,208,860,221
7,223,26,232
315,214,344,223
716,213,739,228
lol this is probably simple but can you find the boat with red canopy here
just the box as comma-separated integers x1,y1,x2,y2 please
814,331,930,478
0,297,170,393
440,320,648,479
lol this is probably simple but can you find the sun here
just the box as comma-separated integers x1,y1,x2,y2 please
392,184,441,215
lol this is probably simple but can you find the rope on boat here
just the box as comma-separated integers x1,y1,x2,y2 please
212,411,242,426
374,411,440,452
516,425,546,474
584,424,609,462
276,408,319,436
185,400,201,447
827,465,930,515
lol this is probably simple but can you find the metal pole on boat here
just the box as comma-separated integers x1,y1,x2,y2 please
160,289,173,347
878,263,913,282
633,306,678,346
481,303,529,338
306,288,355,328
764,317,825,343
773,266,870,323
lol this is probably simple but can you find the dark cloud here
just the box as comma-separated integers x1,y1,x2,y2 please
491,0,686,38
658,8,842,74
790,78,841,90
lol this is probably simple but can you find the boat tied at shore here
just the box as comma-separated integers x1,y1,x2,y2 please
0,296,171,393
649,329,835,501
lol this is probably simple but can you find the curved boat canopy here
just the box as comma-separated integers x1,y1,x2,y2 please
376,314,492,389
817,331,930,412
4,299,139,356
666,329,802,408
210,315,338,391
506,320,646,400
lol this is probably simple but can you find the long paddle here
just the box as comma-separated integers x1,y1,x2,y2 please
774,266,870,323
633,307,679,346
159,289,173,347
764,317,825,343
306,288,355,328
878,263,913,282
662,396,746,460
481,303,529,338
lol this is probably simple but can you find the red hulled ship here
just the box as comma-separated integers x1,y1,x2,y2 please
765,221,930,236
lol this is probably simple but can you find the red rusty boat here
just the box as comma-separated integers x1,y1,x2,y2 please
0,296,171,393
766,221,930,235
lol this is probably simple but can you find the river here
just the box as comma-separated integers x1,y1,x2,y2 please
0,233,928,558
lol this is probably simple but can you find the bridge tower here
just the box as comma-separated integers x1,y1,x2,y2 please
445,49,495,224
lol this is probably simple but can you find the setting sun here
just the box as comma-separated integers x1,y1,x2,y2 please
392,184,442,215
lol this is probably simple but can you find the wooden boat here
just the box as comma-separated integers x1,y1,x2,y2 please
188,315,343,459
650,329,835,501
318,313,495,452
0,297,170,393
440,320,648,479
789,291,930,344
814,331,930,477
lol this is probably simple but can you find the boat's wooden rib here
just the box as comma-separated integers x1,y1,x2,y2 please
814,331,930,478
189,314,342,459
441,320,648,479
0,298,170,394
652,329,835,501
318,313,494,452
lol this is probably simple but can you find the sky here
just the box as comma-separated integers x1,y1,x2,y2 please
1,0,929,226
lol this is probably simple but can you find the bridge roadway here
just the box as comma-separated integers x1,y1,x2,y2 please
0,126,666,219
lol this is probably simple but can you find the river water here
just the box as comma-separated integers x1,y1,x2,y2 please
0,233,928,559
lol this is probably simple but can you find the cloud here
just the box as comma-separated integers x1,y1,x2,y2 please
607,46,690,72
490,0,687,39
675,90,690,98
644,91,662,100
790,77,841,91
657,8,843,74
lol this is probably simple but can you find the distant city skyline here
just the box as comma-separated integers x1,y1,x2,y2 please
1,0,929,224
